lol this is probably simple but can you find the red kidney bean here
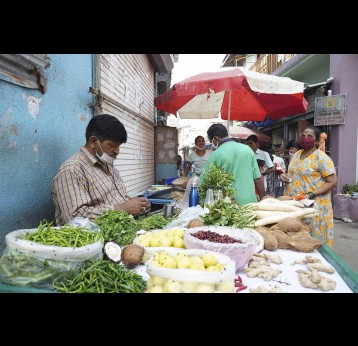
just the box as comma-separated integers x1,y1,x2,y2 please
192,230,243,244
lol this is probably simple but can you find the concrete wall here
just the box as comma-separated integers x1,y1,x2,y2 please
0,54,93,253
330,54,358,193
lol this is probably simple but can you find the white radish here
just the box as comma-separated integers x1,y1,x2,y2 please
254,208,318,227
259,198,304,208
257,202,301,212
278,200,304,208
256,211,291,219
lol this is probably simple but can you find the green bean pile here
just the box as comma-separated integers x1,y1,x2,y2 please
24,221,103,247
53,260,147,293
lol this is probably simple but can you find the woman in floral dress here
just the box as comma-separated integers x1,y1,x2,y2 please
284,126,337,246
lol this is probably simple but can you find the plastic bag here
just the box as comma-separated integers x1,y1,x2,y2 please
184,226,259,272
164,205,208,229
68,217,101,233
333,194,350,220
0,225,103,290
179,176,201,209
145,248,236,293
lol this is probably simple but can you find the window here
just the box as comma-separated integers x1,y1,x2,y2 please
0,54,50,93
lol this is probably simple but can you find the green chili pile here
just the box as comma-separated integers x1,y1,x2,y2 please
53,259,146,293
24,221,103,247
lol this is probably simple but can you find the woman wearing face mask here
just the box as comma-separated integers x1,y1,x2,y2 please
284,140,301,168
183,136,212,177
52,114,151,226
284,125,337,246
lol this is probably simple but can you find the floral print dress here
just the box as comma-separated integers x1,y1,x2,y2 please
284,149,336,246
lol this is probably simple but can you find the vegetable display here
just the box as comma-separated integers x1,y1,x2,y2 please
93,210,140,246
137,213,173,231
24,221,103,247
202,197,257,229
199,163,236,204
53,259,147,293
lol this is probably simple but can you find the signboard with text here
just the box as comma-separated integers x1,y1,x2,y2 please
314,94,347,126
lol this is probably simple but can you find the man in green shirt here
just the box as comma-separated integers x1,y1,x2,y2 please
201,123,266,204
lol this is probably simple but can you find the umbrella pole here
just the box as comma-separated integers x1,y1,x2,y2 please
226,90,232,130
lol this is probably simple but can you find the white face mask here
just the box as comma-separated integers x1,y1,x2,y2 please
195,145,205,151
96,140,115,165
211,138,218,150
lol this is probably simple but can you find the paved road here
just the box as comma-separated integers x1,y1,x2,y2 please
332,219,358,274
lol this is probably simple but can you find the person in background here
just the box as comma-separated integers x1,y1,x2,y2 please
183,135,212,177
283,125,337,246
265,148,286,198
285,139,301,168
246,135,275,193
255,159,266,201
201,124,267,204
52,114,151,226
176,155,183,175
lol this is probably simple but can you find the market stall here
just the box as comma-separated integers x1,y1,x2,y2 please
0,196,358,293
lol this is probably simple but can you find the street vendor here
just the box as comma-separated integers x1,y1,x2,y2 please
52,114,151,226
201,123,267,204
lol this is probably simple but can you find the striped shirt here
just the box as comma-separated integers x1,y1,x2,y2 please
52,147,130,226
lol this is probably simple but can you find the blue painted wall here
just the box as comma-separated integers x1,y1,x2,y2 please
0,54,93,253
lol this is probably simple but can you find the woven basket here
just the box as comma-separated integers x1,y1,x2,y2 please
172,177,190,189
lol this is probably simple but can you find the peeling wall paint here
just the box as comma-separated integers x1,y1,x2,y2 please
22,94,42,120
0,54,93,254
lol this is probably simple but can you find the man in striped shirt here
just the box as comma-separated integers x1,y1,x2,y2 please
52,114,151,226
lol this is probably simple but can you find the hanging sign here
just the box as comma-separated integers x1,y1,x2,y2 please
314,93,347,126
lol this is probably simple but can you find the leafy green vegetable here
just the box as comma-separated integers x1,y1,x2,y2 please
201,198,257,229
199,162,236,204
136,213,172,231
93,210,140,246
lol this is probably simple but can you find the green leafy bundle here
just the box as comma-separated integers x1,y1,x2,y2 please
201,197,257,229
199,162,236,204
93,210,140,246
136,213,172,231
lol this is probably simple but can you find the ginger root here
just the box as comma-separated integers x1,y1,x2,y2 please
307,262,335,274
250,285,284,293
244,266,282,281
294,255,322,265
263,253,282,264
296,269,336,291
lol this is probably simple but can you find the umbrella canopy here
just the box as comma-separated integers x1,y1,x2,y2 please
154,67,307,121
229,126,271,142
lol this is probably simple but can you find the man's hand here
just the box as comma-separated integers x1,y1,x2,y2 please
116,197,151,216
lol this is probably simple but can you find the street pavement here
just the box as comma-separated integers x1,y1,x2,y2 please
332,219,358,274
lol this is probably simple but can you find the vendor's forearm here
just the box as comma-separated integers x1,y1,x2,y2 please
311,182,337,197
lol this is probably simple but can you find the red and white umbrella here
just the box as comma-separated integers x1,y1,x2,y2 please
154,67,307,121
229,126,271,142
